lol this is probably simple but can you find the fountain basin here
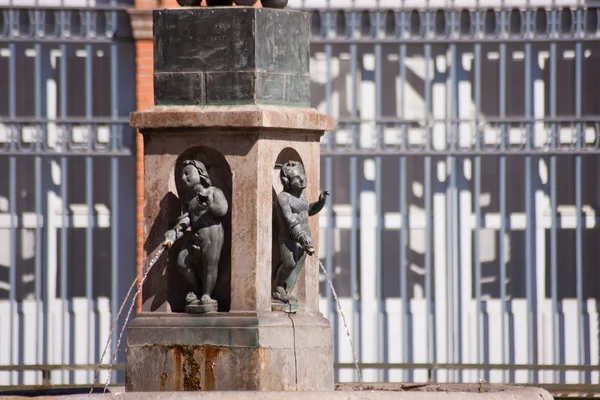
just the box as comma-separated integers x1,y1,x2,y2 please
0,385,553,400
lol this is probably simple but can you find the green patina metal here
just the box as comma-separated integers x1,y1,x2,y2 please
153,8,310,107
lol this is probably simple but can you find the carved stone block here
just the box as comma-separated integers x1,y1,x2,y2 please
153,8,310,106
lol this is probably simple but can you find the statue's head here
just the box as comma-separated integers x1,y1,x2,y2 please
280,161,306,192
181,159,211,190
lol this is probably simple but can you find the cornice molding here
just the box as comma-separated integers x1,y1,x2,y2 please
127,8,153,41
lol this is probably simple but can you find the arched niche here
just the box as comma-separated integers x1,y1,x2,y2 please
271,148,304,296
168,145,232,313
272,147,304,192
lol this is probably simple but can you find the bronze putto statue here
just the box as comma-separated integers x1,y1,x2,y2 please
273,161,329,306
164,159,228,313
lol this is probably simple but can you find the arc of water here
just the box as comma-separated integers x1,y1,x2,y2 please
89,268,143,393
102,244,167,393
315,256,363,384
90,243,168,393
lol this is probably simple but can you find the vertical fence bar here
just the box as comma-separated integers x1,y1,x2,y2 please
424,40,435,382
549,156,558,384
498,30,508,383
524,8,536,384
60,156,69,383
375,154,384,382
424,156,433,382
399,154,408,382
473,32,484,381
448,26,461,383
374,9,387,383
85,39,95,383
549,29,560,384
110,5,120,378
8,6,18,384
574,30,586,384
59,15,70,382
85,156,94,381
9,156,17,384
35,157,43,381
110,157,119,368
574,145,584,383
349,153,359,381
348,10,361,383
445,44,455,385
34,9,45,378
323,9,336,379
398,12,411,383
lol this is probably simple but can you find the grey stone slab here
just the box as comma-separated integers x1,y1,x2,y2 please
205,72,256,104
255,73,285,103
185,302,219,313
155,72,205,105
255,9,309,74
254,73,310,106
284,74,310,105
154,8,255,73
152,8,310,106
154,8,308,75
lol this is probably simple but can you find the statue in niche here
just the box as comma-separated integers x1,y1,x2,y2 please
272,161,329,308
164,159,228,313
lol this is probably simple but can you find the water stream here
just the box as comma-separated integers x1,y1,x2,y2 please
316,257,363,384
91,243,167,393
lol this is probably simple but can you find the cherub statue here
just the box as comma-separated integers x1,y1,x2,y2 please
164,159,228,313
273,161,329,304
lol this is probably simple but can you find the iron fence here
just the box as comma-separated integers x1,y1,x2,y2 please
309,5,600,385
0,2,136,386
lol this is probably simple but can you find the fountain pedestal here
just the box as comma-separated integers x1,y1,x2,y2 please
126,7,334,392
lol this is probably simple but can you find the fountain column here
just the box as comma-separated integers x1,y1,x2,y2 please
126,6,334,391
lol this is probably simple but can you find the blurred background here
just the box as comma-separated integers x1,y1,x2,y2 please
0,0,599,394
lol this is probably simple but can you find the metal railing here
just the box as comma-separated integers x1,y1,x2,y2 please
309,5,600,385
1,363,599,398
0,2,136,386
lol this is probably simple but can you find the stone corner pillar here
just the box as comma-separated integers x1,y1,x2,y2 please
125,5,335,392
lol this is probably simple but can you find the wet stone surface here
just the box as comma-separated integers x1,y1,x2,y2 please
336,383,526,392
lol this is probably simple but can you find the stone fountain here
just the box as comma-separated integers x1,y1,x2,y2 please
126,3,335,392
115,3,554,400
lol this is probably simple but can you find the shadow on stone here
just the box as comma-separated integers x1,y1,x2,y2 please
144,191,180,312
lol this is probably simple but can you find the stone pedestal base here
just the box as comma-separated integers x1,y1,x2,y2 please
271,300,297,313
125,312,333,391
184,303,218,313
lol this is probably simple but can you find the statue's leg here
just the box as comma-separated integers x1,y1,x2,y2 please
198,225,223,304
177,245,198,288
273,239,298,302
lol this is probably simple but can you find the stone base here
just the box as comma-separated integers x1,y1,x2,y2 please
185,303,218,314
271,301,297,313
125,311,333,392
